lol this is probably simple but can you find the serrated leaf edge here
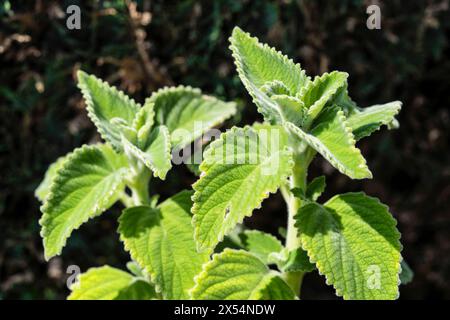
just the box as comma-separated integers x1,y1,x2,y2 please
229,27,309,123
77,71,141,152
191,126,294,252
296,192,402,300
39,144,129,260
285,106,372,179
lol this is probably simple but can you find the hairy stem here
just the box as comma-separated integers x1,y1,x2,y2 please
283,156,308,296
128,169,151,206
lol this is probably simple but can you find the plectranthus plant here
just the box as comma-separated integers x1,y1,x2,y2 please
36,27,413,300
35,71,236,300
188,27,412,300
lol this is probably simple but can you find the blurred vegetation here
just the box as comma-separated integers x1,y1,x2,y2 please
0,0,449,299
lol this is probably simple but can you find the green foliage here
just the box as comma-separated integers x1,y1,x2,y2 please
39,144,129,260
295,192,401,299
77,71,141,152
68,266,156,300
149,86,237,148
36,26,410,301
192,125,293,251
190,249,296,300
118,191,209,299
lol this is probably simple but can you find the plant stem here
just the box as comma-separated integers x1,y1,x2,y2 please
129,169,151,206
283,156,308,296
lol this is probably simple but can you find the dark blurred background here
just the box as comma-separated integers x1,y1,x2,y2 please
0,0,449,299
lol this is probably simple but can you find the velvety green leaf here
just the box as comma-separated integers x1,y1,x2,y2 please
149,86,236,148
286,106,372,179
68,266,155,300
305,176,326,201
77,71,140,151
40,144,129,260
35,153,72,202
132,100,155,148
295,192,402,300
240,230,283,264
345,101,402,140
122,125,172,179
298,71,348,126
118,191,209,299
192,125,293,251
190,249,296,300
229,27,309,123
230,27,309,97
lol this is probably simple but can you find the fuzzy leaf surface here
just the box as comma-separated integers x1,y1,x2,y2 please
286,106,372,179
295,192,402,300
191,249,296,300
192,126,293,251
122,125,172,179
118,191,208,299
229,27,309,123
40,144,128,260
149,86,236,148
345,101,402,140
77,71,140,151
68,266,155,300
240,230,283,264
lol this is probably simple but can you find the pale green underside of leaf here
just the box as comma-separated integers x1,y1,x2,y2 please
35,152,72,202
68,266,156,300
122,125,172,179
40,144,129,260
148,86,236,148
345,101,402,140
192,126,293,251
285,106,372,179
240,230,283,264
118,191,209,300
295,192,402,300
298,71,348,124
77,71,140,152
229,27,309,123
190,249,296,300
400,260,414,285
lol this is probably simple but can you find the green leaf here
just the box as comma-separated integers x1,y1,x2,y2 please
149,86,236,148
270,247,316,273
190,249,296,300
132,100,155,148
192,125,293,251
229,27,309,123
240,230,283,264
305,176,326,201
271,95,306,127
77,71,140,152
260,80,291,96
118,191,208,299
295,192,402,300
285,106,372,179
345,101,402,140
122,125,172,179
230,27,309,97
68,266,156,300
35,152,72,202
39,144,129,260
400,260,414,285
298,71,348,126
